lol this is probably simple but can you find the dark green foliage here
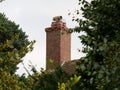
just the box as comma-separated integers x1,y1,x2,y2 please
0,12,35,89
0,0,4,2
72,0,120,89
0,13,31,74
28,67,70,90
0,13,29,52
58,75,81,90
1,0,120,89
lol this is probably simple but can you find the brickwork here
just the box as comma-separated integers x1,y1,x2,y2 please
45,20,71,70
62,60,79,75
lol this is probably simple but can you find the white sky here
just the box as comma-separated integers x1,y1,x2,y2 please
0,0,84,75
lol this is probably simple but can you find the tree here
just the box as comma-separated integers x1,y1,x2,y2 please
0,0,4,2
72,0,120,89
0,34,34,89
28,67,70,90
0,12,35,89
0,13,30,52
0,13,32,74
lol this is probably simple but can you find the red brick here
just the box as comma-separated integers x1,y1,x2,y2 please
45,21,71,70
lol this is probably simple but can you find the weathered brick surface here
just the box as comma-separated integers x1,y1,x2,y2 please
45,21,71,70
62,60,79,75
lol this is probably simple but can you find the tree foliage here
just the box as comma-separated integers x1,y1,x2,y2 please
2,0,120,89
58,74,81,90
0,12,35,89
0,35,35,89
0,13,32,74
0,0,4,2
28,67,70,90
0,13,30,53
72,0,120,89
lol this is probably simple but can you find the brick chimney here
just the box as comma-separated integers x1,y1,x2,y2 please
45,16,71,70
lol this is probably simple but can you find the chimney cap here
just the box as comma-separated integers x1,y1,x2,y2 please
53,16,62,22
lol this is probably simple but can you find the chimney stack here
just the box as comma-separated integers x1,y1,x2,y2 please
45,16,71,70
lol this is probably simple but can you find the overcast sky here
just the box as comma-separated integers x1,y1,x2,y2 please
0,0,84,75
